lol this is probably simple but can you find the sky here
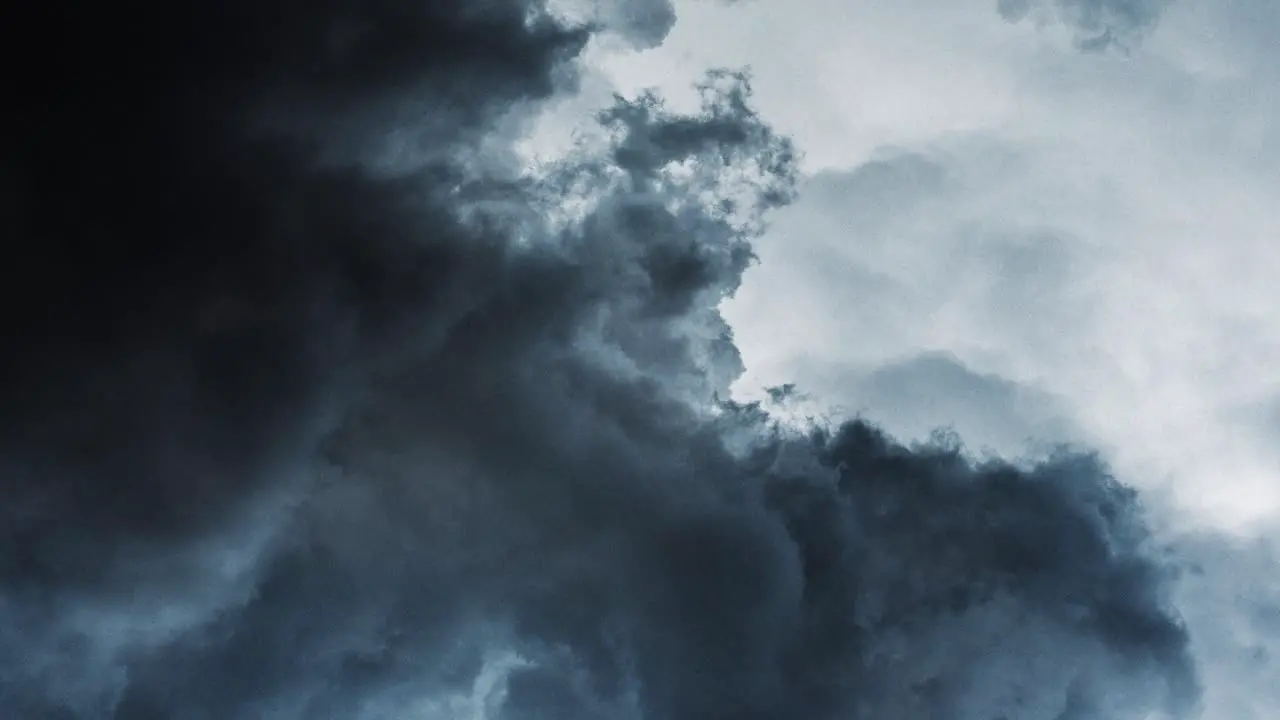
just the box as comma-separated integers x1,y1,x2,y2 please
582,0,1280,528
4,0,1279,719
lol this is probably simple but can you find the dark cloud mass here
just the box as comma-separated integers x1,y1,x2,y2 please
3,1,1199,718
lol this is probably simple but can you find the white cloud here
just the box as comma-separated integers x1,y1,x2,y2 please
582,0,1280,528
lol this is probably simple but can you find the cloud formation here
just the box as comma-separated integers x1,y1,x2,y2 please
1170,527,1280,720
4,1,1199,718
784,351,1081,458
996,0,1174,51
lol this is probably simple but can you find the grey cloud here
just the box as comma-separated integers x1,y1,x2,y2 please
1166,529,1280,719
593,0,678,48
1232,393,1280,473
997,0,1174,52
4,1,1199,719
728,147,1093,378
792,351,1081,458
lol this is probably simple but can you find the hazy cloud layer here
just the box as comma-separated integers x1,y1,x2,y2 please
1166,527,1280,720
996,0,1174,51
725,133,1280,525
0,1,1227,719
784,351,1081,459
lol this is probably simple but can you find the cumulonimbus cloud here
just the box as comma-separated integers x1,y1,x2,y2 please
2,1,1199,718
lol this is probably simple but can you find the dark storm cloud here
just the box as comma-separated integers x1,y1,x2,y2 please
997,0,1174,52
4,1,1197,718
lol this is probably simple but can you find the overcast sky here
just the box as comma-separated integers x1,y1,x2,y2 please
556,0,1280,528
9,1,1280,718
569,0,1280,715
